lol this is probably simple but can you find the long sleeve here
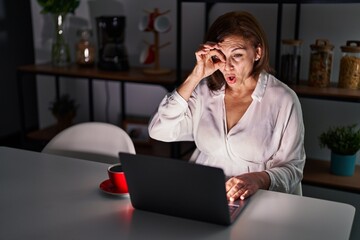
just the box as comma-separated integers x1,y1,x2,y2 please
264,89,306,193
148,90,195,142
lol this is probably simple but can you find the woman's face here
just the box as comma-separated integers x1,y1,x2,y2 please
217,35,261,85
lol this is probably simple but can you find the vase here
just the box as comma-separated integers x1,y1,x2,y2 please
52,13,71,67
330,152,356,176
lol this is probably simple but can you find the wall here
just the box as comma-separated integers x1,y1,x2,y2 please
30,1,360,163
299,4,360,163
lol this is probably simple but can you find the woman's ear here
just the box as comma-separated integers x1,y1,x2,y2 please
255,46,262,61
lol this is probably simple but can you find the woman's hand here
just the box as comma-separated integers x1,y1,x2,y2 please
192,41,226,80
177,42,226,101
225,172,270,201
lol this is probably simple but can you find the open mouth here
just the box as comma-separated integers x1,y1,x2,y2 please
226,75,237,84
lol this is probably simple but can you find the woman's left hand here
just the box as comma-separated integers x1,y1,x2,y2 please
225,172,270,201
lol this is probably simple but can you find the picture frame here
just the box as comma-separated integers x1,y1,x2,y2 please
122,118,151,144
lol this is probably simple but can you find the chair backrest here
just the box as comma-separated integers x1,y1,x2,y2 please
42,122,135,164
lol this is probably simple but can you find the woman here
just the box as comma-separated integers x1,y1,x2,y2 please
148,11,305,201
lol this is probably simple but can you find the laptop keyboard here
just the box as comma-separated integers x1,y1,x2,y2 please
228,203,239,216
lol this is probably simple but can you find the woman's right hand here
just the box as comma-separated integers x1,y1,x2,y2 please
192,41,226,80
177,42,225,101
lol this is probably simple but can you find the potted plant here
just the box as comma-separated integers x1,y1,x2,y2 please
319,124,360,176
36,0,80,66
36,0,80,14
49,94,78,130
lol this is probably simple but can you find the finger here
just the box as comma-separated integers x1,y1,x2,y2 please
227,185,238,196
203,41,218,48
226,183,246,200
225,177,238,191
195,49,210,58
229,187,247,202
226,177,246,192
195,50,212,63
240,190,250,200
195,52,205,62
209,49,225,63
197,42,217,53
229,194,239,202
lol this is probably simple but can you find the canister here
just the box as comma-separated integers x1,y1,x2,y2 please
338,40,360,89
308,39,334,88
75,29,95,67
280,39,303,85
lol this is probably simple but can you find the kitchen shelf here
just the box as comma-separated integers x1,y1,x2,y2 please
290,82,360,102
303,158,360,193
17,64,182,141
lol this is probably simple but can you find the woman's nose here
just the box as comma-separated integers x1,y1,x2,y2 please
224,59,234,71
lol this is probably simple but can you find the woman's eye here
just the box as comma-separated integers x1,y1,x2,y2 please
233,53,242,59
211,55,220,63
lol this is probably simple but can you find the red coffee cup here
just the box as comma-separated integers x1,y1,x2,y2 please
108,164,128,193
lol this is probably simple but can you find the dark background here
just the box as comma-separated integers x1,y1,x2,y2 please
0,0,37,148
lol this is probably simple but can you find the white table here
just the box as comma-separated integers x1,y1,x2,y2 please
0,147,355,240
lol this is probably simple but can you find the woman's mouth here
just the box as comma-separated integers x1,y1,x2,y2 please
226,75,237,84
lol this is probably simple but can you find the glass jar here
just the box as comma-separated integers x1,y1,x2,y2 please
280,39,302,85
338,40,360,89
75,29,95,67
308,39,334,88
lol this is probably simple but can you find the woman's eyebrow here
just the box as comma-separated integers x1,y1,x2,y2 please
231,46,246,52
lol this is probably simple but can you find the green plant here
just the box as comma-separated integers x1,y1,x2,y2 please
37,0,80,14
319,124,360,155
49,94,78,117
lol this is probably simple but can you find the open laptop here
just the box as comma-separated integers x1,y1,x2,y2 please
119,152,250,225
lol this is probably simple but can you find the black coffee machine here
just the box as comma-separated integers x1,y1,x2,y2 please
96,16,129,71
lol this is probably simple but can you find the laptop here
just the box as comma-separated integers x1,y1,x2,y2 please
119,152,250,225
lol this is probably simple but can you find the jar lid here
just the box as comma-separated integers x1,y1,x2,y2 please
282,39,303,46
340,40,360,53
77,29,93,38
310,39,334,52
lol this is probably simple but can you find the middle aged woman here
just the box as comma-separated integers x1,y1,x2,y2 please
148,11,306,201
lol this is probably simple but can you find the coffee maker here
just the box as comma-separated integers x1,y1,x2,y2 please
96,16,129,71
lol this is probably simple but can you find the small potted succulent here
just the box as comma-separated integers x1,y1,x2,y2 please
319,124,360,176
49,94,78,130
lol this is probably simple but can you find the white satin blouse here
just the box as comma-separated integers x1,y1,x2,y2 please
148,72,306,193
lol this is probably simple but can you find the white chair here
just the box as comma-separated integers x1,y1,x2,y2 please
42,122,135,164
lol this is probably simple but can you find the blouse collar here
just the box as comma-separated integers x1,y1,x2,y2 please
251,71,268,102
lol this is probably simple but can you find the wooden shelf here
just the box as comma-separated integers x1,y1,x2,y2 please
17,64,189,150
303,158,360,193
18,64,181,91
289,81,360,102
26,124,72,141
